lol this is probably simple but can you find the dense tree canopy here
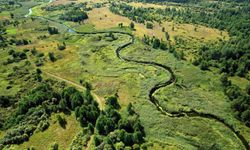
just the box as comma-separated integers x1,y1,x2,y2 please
60,10,88,22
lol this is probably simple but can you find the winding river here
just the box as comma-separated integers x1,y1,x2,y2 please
26,1,250,149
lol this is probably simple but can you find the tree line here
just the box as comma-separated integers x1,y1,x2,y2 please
110,2,250,78
0,80,147,149
220,75,250,127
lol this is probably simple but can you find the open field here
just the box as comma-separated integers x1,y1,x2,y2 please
127,1,184,10
86,7,228,41
31,3,228,43
121,39,250,148
128,2,167,9
11,113,81,150
49,0,106,6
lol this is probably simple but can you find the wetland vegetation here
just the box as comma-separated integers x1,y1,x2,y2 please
0,0,250,149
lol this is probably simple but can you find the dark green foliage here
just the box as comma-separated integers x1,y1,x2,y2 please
152,38,160,49
58,99,67,111
35,74,43,82
75,104,100,127
10,13,14,19
225,85,242,100
146,22,153,29
61,87,85,110
118,22,123,28
110,2,250,77
50,142,58,150
57,115,66,128
0,73,145,149
1,127,30,144
37,120,50,131
36,68,42,74
159,42,167,50
94,101,145,149
31,48,38,55
241,109,250,122
220,74,231,87
127,103,135,115
4,50,27,65
57,42,66,50
200,61,209,70
87,123,94,134
105,96,120,109
42,2,88,12
130,22,135,29
106,106,121,123
192,59,200,66
0,96,11,107
165,32,170,41
60,10,88,22
142,35,168,50
246,85,250,95
220,76,250,125
69,85,100,127
23,48,30,53
48,52,56,62
9,39,29,46
93,134,103,146
96,114,115,135
48,26,59,35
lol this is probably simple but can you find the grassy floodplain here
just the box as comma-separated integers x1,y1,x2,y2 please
0,0,250,149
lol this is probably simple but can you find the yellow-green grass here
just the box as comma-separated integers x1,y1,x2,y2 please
0,49,26,96
128,2,167,9
35,29,249,148
31,5,47,16
49,0,106,6
0,11,10,20
128,1,182,10
11,113,81,150
229,76,250,91
1,2,249,149
86,7,228,42
6,27,17,35
121,38,250,148
30,0,228,43
38,33,168,107
30,2,228,63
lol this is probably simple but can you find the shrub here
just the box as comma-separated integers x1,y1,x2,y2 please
48,26,59,35
50,142,58,150
57,115,66,128
105,96,120,109
48,52,56,62
146,22,153,29
57,42,66,50
130,22,135,29
60,10,88,22
246,84,250,95
37,120,50,131
200,61,209,70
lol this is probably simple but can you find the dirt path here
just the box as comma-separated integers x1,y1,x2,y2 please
43,71,105,110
